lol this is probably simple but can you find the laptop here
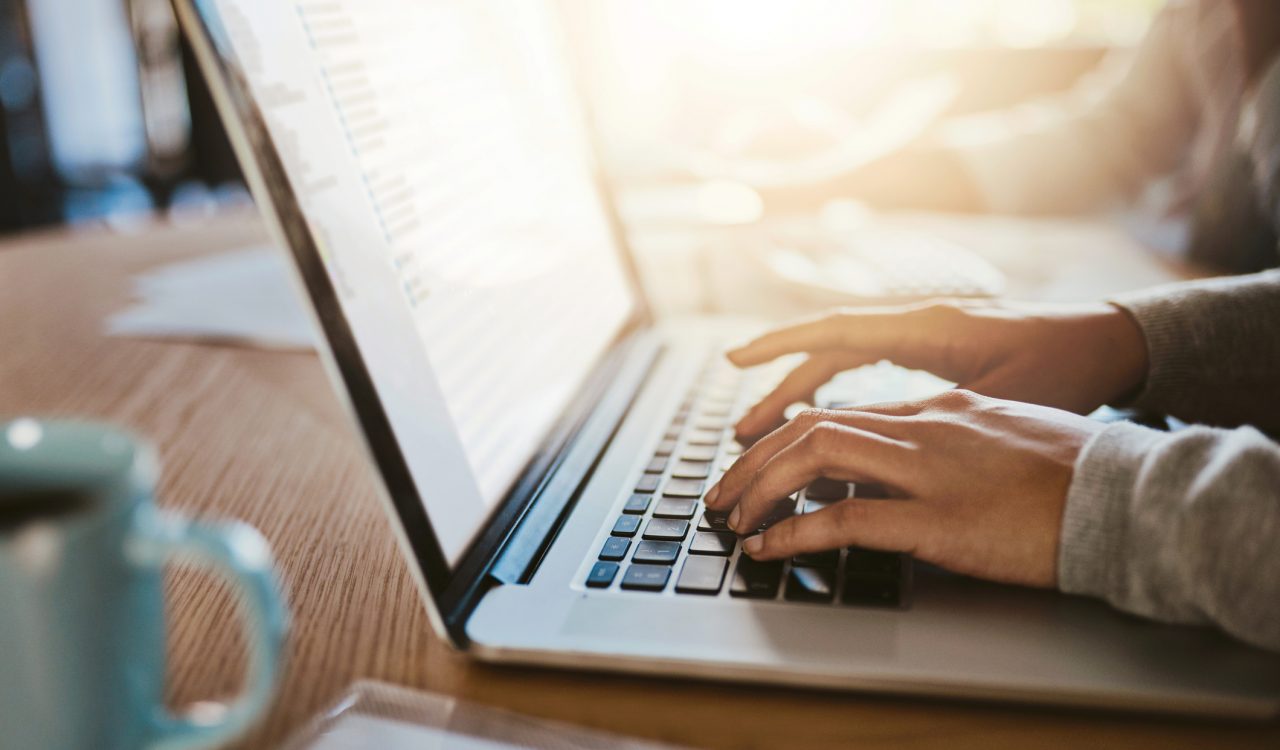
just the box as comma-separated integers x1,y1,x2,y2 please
175,0,1280,718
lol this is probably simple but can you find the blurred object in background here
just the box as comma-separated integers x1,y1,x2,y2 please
563,0,1162,184
0,0,242,234
0,0,1162,237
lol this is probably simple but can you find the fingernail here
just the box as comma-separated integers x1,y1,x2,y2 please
744,535,763,556
728,506,740,531
705,483,720,507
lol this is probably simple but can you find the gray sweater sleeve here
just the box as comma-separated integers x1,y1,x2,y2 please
1061,422,1280,651
1111,270,1280,435
1058,271,1280,651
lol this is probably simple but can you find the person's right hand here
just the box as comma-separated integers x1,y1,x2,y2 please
730,299,1150,439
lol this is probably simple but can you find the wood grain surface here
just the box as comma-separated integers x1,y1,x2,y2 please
1,213,1276,749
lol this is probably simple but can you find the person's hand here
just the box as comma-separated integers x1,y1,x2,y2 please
705,391,1105,588
730,299,1148,440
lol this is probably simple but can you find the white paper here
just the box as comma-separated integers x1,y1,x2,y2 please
106,246,316,351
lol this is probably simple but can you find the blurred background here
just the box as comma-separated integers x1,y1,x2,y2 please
0,0,1161,235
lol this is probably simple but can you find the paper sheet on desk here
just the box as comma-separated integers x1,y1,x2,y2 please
106,246,317,351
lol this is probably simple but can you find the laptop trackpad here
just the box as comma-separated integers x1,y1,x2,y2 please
559,596,900,666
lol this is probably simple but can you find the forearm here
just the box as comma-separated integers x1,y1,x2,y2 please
1060,421,1280,652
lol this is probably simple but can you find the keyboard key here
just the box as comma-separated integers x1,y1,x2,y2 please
632,540,682,565
635,474,661,493
694,418,728,432
671,460,712,480
853,483,890,499
599,537,631,561
792,549,839,568
653,497,698,519
664,426,683,440
786,567,836,603
845,547,903,576
612,515,641,537
681,445,717,462
645,456,668,474
586,562,619,588
724,440,744,456
621,563,670,592
758,501,796,530
642,518,690,541
842,574,902,607
662,479,704,498
698,509,730,531
689,531,735,556
654,440,677,457
730,557,784,599
699,404,732,418
686,429,721,446
676,556,728,595
806,478,850,501
622,494,652,514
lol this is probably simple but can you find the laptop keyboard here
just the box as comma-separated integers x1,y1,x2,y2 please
582,355,911,608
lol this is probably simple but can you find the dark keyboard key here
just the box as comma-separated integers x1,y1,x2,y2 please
786,567,836,603
845,547,903,576
806,478,850,501
698,509,730,531
622,493,652,515
599,537,631,561
686,429,721,446
758,500,796,530
612,515,641,537
653,497,698,519
586,562,619,588
662,478,704,498
681,445,717,463
645,456,668,474
842,573,902,607
853,483,890,499
671,460,712,480
689,531,735,556
676,556,728,595
621,563,670,591
792,549,839,568
730,557,784,599
635,474,661,493
642,518,690,541
632,540,682,565
654,440,677,457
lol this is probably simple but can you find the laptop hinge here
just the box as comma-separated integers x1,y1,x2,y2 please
487,333,661,585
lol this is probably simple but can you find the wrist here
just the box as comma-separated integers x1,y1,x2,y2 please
1097,304,1150,405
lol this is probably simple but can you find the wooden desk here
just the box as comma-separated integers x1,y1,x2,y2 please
1,213,1275,749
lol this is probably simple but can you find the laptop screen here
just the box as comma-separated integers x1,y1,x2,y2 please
207,0,638,564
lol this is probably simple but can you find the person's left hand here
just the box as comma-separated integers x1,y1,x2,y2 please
703,390,1105,588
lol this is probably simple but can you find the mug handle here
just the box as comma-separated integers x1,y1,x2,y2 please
127,509,289,750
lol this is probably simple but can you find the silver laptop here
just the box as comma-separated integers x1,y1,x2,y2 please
175,0,1280,718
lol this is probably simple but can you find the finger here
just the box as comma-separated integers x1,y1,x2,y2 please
742,499,930,561
730,422,913,533
726,309,906,367
708,410,821,511
735,353,866,438
710,407,914,512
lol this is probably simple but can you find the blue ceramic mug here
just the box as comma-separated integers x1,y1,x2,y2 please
0,418,288,750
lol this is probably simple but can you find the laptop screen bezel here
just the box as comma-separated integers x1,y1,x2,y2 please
175,0,654,626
